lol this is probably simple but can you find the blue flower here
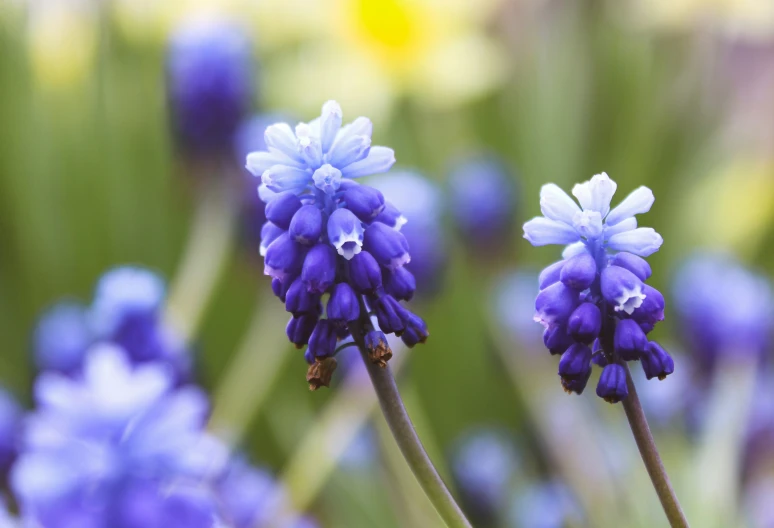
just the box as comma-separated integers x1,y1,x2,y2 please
34,267,191,381
523,173,673,402
447,154,516,251
0,389,21,476
509,480,582,528
673,252,774,374
451,428,519,524
167,19,254,157
11,345,227,528
245,102,428,387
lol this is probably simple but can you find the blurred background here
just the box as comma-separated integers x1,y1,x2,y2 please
1,0,774,526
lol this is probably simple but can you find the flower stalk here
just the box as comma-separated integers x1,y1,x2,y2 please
619,361,690,528
349,313,471,528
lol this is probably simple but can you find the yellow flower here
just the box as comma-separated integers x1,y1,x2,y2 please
27,0,97,91
627,0,774,38
260,0,508,119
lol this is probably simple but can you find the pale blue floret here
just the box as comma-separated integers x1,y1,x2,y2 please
523,173,662,261
245,100,396,197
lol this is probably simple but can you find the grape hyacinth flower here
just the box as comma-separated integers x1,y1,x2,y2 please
523,173,688,527
11,345,228,528
448,154,516,252
33,266,190,381
523,172,672,403
673,253,774,377
451,429,519,525
245,101,429,388
167,19,253,158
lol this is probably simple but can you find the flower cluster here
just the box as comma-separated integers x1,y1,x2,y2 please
11,345,315,528
523,173,673,403
245,101,429,388
673,253,774,374
34,266,190,380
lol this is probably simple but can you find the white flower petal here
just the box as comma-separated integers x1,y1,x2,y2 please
573,172,617,216
604,217,637,238
264,123,300,161
562,241,588,259
607,228,663,257
319,100,343,153
540,184,580,225
340,146,395,178
523,217,580,246
606,186,655,226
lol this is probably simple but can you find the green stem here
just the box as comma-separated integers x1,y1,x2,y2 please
620,362,690,528
349,317,471,528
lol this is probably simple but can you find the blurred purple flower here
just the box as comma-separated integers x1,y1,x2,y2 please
11,345,227,528
509,480,582,528
34,267,191,381
451,428,519,525
448,155,517,251
673,253,774,376
167,19,254,157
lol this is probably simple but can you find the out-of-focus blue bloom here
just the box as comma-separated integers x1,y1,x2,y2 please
509,480,582,528
451,428,519,524
673,253,774,374
493,271,543,350
217,458,286,528
34,301,91,374
245,101,429,387
33,267,190,381
523,173,672,402
448,155,516,251
167,19,253,157
11,345,227,528
368,171,447,296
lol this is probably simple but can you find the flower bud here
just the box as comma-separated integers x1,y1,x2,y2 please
560,252,597,290
286,314,318,348
372,295,407,335
641,341,674,380
348,252,382,294
558,343,592,394
363,223,410,270
567,303,601,344
326,283,360,323
384,267,416,302
264,232,305,283
538,260,565,290
265,191,302,230
289,205,323,245
365,330,392,367
614,319,647,361
307,319,338,359
596,363,628,403
534,283,579,328
630,285,665,327
400,311,429,348
301,244,337,294
543,325,574,356
285,278,322,316
343,184,385,222
374,202,406,230
259,222,284,257
610,252,651,281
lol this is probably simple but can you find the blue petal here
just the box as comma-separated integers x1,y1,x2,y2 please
603,217,636,238
295,123,323,169
539,184,580,226
605,186,654,226
327,134,371,168
319,100,343,153
261,165,310,193
264,123,302,163
245,151,289,177
523,217,580,246
572,173,617,216
606,228,663,257
341,147,395,178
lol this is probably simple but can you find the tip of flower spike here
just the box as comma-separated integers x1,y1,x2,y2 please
306,357,337,391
